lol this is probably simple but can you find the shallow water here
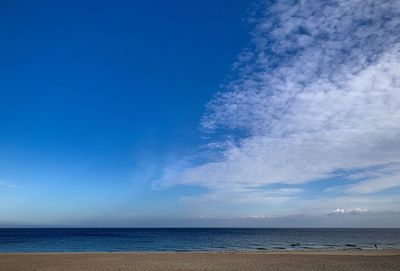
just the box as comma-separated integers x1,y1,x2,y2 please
0,228,399,252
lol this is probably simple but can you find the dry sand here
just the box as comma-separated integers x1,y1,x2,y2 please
0,250,399,271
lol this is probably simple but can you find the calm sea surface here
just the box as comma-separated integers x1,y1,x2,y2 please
0,228,399,252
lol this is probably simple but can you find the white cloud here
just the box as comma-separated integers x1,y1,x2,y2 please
331,208,368,214
155,0,400,214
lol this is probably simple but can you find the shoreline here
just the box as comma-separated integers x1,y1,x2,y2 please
1,248,399,254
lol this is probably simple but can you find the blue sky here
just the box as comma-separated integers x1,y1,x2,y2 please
1,0,400,227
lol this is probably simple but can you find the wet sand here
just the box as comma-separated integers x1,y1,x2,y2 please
1,250,399,271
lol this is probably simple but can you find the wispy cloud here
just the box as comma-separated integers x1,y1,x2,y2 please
155,0,400,215
0,180,21,189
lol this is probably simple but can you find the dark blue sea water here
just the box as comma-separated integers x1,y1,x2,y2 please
0,228,399,253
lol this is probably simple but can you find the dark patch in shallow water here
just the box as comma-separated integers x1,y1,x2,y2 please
290,243,301,247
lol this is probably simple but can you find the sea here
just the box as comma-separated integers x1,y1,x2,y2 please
0,228,399,253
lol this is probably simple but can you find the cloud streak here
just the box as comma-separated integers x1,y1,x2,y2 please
156,0,400,215
0,180,21,189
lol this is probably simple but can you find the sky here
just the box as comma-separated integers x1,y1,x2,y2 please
1,0,400,227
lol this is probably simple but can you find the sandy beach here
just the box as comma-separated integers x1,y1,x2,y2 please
1,250,399,271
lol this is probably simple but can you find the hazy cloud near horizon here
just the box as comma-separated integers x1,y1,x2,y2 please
155,0,400,218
